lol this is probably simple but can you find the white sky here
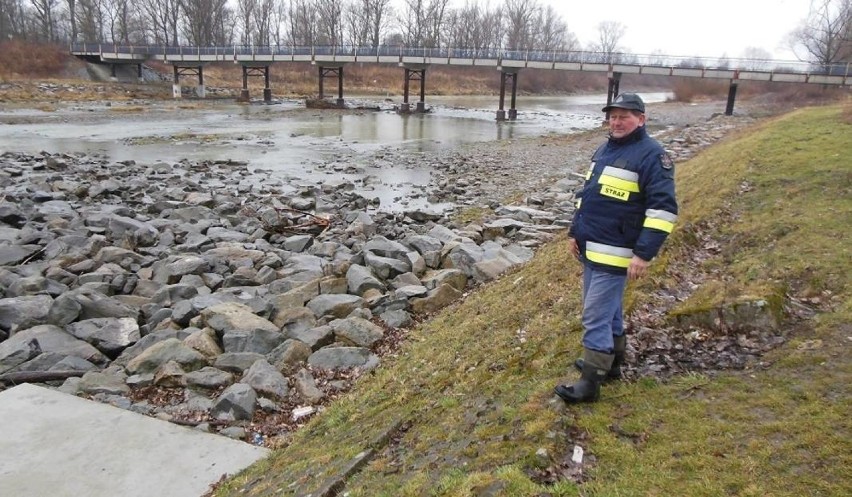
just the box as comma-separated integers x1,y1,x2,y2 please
429,0,813,61
539,0,811,61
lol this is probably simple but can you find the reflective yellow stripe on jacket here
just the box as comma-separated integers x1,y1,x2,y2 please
586,242,633,268
598,166,640,192
643,209,678,233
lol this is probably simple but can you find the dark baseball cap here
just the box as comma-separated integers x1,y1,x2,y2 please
602,93,645,113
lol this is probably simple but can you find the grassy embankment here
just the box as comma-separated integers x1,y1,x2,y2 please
211,103,851,496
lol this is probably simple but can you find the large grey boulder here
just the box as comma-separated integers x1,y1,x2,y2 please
201,302,279,335
0,337,40,374
286,325,335,351
66,288,140,320
293,368,324,403
364,251,409,280
329,317,384,348
113,328,193,367
211,383,257,421
221,328,287,355
240,359,290,400
66,317,141,356
184,366,235,390
0,324,107,366
0,295,54,333
307,346,379,371
364,236,410,260
213,352,265,374
125,338,208,375
421,269,468,292
266,339,312,372
410,284,464,315
306,294,364,319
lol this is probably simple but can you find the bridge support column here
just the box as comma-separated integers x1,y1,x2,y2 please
137,63,143,82
171,64,206,99
172,66,181,99
317,65,346,108
605,71,622,120
237,65,273,103
239,66,250,102
400,65,428,113
196,66,205,98
497,69,519,121
263,66,272,103
110,63,117,81
725,81,738,116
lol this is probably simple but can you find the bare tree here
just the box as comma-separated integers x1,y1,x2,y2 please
790,0,852,67
269,0,285,45
399,0,449,47
443,1,503,52
65,0,77,40
503,0,539,51
252,0,275,45
76,0,106,42
534,5,574,52
102,0,141,43
314,0,343,46
180,0,231,45
742,46,772,70
235,0,256,45
591,20,626,61
366,0,391,47
343,1,370,46
443,2,481,49
288,0,316,45
0,0,27,40
31,0,60,41
140,0,180,45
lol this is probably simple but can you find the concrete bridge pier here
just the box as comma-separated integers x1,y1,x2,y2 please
497,69,519,121
171,63,206,99
137,63,143,82
238,64,273,103
317,64,346,107
604,71,622,120
725,81,738,115
400,65,428,113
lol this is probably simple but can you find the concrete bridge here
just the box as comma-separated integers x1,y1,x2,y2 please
71,43,850,120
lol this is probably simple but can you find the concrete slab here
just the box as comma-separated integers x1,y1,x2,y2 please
0,383,269,497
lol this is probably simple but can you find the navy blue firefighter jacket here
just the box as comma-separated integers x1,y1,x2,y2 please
568,125,678,274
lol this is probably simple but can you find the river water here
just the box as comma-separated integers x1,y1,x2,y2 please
0,92,671,211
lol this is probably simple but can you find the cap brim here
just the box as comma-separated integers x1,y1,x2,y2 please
602,104,643,113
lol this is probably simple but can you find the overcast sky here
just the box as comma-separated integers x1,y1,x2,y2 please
433,0,813,61
539,0,812,60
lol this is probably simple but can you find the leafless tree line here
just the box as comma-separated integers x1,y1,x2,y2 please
1,0,849,65
0,0,584,51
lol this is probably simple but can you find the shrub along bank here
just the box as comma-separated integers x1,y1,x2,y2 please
211,103,851,496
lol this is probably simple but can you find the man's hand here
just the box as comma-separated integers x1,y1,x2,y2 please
628,255,649,280
568,237,581,260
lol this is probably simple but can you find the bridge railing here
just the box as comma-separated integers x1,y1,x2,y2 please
70,43,850,77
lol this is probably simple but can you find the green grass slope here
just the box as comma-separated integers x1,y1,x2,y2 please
215,103,851,497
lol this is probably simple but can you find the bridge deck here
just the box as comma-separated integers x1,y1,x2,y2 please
71,44,850,87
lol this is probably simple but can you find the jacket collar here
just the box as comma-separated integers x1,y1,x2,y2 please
608,125,647,145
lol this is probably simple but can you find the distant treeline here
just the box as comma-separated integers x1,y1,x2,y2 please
0,0,604,54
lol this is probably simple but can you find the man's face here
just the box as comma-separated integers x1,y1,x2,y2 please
608,108,645,139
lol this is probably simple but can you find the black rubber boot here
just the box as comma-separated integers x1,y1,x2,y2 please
555,349,615,403
574,334,626,380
